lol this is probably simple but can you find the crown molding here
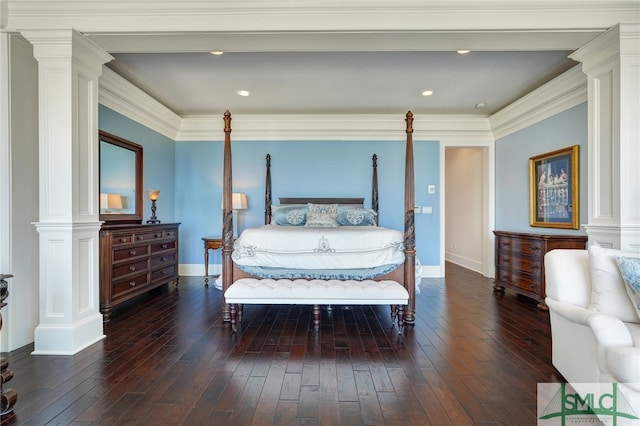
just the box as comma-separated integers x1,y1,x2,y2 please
5,1,638,32
98,66,181,140
489,65,587,140
177,113,493,143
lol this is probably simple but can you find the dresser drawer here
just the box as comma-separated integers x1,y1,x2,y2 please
113,272,149,296
163,229,178,239
113,259,149,279
132,231,164,243
151,251,176,268
509,254,543,277
151,265,177,283
510,271,540,294
113,244,149,262
507,238,543,258
112,234,133,246
151,240,176,253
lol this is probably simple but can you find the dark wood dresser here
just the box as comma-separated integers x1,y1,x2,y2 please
493,230,587,309
100,223,180,321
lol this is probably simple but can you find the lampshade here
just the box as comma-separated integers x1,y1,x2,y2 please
232,192,248,210
148,189,160,201
222,192,248,210
100,193,123,210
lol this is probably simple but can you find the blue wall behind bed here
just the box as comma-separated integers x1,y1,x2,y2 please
175,139,440,269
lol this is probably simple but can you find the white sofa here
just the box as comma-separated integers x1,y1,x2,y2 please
545,247,640,412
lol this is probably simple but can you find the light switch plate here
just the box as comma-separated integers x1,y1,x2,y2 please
428,185,436,194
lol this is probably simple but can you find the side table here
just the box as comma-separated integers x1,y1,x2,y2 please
202,236,223,285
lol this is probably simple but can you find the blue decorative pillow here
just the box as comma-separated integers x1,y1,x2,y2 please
337,207,377,226
272,205,307,226
614,255,640,320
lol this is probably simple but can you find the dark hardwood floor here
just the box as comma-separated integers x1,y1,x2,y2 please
1,262,563,425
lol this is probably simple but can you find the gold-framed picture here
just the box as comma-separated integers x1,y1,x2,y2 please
529,145,580,229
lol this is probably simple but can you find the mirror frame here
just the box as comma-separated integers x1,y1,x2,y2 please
99,130,144,224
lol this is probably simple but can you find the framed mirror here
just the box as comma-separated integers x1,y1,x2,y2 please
99,130,143,224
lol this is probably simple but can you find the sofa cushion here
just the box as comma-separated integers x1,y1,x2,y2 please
588,245,640,324
615,255,640,322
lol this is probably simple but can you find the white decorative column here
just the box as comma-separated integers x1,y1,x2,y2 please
570,23,640,251
21,30,113,354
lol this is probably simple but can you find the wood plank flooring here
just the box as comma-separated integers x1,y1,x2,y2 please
1,262,564,425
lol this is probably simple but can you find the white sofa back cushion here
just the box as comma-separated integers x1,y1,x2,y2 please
588,245,640,324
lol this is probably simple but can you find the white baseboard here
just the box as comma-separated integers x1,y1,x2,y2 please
445,252,483,274
179,263,221,277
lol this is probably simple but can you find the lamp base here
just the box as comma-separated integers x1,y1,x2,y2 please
146,219,161,224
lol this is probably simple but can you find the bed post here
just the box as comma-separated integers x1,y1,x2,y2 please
221,110,233,322
403,111,416,324
372,154,379,225
265,154,272,225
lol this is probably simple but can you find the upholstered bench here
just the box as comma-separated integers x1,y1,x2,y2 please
224,278,409,333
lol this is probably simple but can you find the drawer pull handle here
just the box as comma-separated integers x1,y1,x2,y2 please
137,236,144,240
155,233,161,238
162,244,168,249
119,238,126,242
129,250,136,256
129,282,136,287
128,266,136,272
531,246,541,251
161,270,167,275
161,257,167,262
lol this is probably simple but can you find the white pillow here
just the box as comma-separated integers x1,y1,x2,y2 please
588,245,640,323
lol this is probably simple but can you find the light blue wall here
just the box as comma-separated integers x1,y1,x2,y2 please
495,103,588,234
175,140,440,267
99,105,176,223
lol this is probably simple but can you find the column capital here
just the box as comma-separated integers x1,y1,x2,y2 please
570,23,640,71
21,29,113,72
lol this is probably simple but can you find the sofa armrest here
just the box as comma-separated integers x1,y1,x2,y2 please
587,313,634,348
606,346,640,386
545,249,590,306
546,297,594,325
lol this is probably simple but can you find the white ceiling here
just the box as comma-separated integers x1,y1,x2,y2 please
92,29,603,117
105,49,578,116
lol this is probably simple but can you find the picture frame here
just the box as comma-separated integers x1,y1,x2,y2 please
529,145,579,229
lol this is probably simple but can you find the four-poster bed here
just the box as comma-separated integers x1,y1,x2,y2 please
220,110,416,328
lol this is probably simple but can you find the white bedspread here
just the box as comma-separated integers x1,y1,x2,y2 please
232,225,404,270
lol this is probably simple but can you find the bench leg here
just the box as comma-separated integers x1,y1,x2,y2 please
397,305,405,335
238,304,243,323
390,304,397,322
313,304,320,331
230,303,238,332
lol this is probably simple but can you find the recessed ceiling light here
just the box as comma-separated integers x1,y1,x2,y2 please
210,51,224,55
237,90,250,97
457,50,471,54
475,102,486,109
421,90,434,97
